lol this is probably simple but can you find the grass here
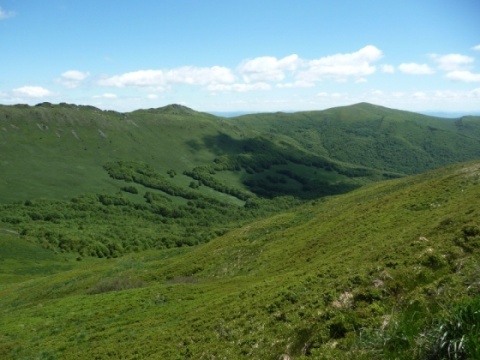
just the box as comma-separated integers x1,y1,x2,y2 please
1,160,479,358
1,102,480,358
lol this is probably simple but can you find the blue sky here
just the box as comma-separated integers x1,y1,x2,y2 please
1,0,479,113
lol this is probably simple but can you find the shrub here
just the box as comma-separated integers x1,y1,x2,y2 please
121,185,139,194
88,276,146,294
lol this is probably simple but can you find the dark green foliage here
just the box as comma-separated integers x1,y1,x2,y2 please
121,185,138,194
0,160,304,257
104,161,202,200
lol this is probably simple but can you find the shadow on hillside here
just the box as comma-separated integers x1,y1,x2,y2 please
187,132,362,200
185,132,252,156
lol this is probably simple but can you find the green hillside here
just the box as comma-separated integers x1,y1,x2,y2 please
2,102,479,257
1,102,480,358
233,102,480,175
2,102,480,204
1,160,479,359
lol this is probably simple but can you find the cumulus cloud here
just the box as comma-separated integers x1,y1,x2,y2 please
431,54,474,71
472,44,480,51
99,66,235,88
0,6,15,20
381,64,395,73
413,91,427,98
94,93,118,99
446,70,480,83
471,88,480,97
57,70,90,88
207,82,271,92
97,46,387,95
13,86,52,98
296,45,383,83
276,80,314,88
238,54,300,83
398,63,435,75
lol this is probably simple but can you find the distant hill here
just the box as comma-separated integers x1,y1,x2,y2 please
1,102,479,204
232,102,480,175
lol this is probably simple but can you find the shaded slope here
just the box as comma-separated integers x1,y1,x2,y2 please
232,102,480,175
1,161,479,359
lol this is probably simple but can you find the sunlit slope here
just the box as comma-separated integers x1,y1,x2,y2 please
1,161,479,359
0,103,251,202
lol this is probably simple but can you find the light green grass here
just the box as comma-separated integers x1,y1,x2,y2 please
1,161,479,359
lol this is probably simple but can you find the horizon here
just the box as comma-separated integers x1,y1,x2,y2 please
3,100,480,118
1,0,479,114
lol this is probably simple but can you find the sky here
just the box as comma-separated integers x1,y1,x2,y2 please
1,0,480,114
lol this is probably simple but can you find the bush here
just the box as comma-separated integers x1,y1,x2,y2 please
88,276,146,294
121,185,139,194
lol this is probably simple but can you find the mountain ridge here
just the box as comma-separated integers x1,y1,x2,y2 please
1,101,479,204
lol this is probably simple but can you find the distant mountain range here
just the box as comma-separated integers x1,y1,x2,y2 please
1,101,479,203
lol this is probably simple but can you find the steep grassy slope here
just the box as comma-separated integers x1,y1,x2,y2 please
1,161,479,359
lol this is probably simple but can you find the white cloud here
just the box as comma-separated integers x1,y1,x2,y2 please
413,91,427,98
296,45,383,83
94,93,118,99
207,82,271,92
398,63,435,75
445,70,480,83
431,54,474,71
99,66,235,88
13,86,52,98
57,70,90,88
381,64,395,73
0,6,15,20
276,80,314,88
238,54,300,83
147,94,159,99
471,88,480,97
472,44,480,51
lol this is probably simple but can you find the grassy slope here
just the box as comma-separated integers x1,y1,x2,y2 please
2,102,480,204
1,160,479,359
0,103,249,202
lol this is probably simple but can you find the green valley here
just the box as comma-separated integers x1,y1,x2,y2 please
0,102,479,359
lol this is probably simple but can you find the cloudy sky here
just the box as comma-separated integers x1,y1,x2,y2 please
1,0,480,114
